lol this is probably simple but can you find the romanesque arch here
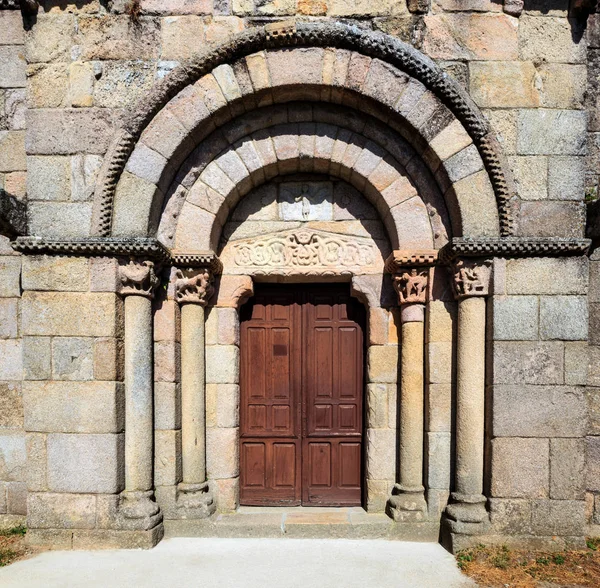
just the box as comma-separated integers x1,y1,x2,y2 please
92,21,514,243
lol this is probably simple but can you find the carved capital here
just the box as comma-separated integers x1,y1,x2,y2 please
451,259,492,299
175,267,214,306
118,258,160,299
393,268,428,305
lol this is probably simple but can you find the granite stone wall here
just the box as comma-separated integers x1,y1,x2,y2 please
0,0,594,549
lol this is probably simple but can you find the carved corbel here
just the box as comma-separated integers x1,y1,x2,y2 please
175,267,214,306
451,258,492,299
118,258,160,299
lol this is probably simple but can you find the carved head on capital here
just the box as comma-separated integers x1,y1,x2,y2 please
393,268,428,305
451,259,492,299
118,258,160,298
175,267,214,306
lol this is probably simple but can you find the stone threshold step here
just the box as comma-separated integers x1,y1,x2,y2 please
164,511,440,541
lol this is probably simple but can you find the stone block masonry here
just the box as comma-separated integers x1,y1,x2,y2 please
0,0,595,554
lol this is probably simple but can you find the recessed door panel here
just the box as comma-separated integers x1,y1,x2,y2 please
240,284,364,507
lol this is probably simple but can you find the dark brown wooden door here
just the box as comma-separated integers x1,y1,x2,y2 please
239,284,365,507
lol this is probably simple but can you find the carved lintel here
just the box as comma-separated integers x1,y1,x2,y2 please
385,250,438,274
451,259,492,299
393,268,429,305
175,267,214,306
118,258,160,299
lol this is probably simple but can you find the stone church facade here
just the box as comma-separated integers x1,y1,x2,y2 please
0,0,598,553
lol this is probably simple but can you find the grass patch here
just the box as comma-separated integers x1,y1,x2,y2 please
457,540,600,587
0,525,27,568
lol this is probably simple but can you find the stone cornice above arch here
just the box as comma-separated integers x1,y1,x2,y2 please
93,21,516,239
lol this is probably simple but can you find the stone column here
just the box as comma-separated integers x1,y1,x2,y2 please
118,258,162,523
388,268,428,521
444,258,491,541
175,266,216,516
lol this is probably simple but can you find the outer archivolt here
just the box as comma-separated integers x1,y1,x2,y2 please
94,21,515,239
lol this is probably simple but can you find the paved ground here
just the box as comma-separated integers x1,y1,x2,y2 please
0,537,475,588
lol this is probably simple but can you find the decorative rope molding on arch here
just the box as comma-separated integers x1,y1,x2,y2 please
94,20,516,238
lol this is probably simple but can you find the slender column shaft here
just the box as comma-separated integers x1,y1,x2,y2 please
181,303,206,484
455,296,486,498
124,294,154,493
398,306,425,492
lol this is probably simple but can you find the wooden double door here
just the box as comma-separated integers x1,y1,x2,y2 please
239,284,366,506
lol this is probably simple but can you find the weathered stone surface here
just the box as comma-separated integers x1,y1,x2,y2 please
69,61,94,108
519,15,586,64
422,14,518,61
550,438,584,500
0,298,18,339
538,64,586,109
27,156,70,202
154,429,181,486
25,14,74,63
493,296,538,340
161,16,205,61
587,436,600,492
519,201,585,239
0,256,21,298
470,61,539,108
426,432,451,490
531,499,585,536
24,381,123,434
367,345,398,383
26,108,118,155
206,345,239,384
0,383,22,429
508,155,547,201
206,383,239,428
112,171,158,237
366,428,395,481
0,131,26,172
548,156,585,201
94,61,156,109
489,498,533,535
76,16,160,61
47,433,124,493
22,255,89,291
539,296,587,341
52,337,94,381
491,437,549,499
590,347,600,388
565,342,588,386
427,383,451,433
206,427,238,479
493,341,563,385
7,481,26,515
28,202,93,238
26,433,46,492
493,386,587,437
427,341,452,384
0,432,25,482
506,258,587,295
366,383,388,429
0,340,22,381
154,340,180,383
0,11,24,45
23,337,51,381
22,292,120,338
26,64,68,109
517,110,587,156
0,47,26,89
154,382,181,431
71,154,103,202
28,492,96,530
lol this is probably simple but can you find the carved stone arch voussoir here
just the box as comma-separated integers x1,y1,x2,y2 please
93,21,515,240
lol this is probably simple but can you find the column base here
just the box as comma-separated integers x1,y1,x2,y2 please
386,484,427,522
117,490,163,531
176,481,216,518
441,493,490,552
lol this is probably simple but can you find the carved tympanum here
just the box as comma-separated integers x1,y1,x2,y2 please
175,267,214,306
393,269,429,305
228,230,378,275
118,258,160,298
452,259,492,299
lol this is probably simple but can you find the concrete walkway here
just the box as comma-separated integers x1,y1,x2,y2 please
0,537,476,588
